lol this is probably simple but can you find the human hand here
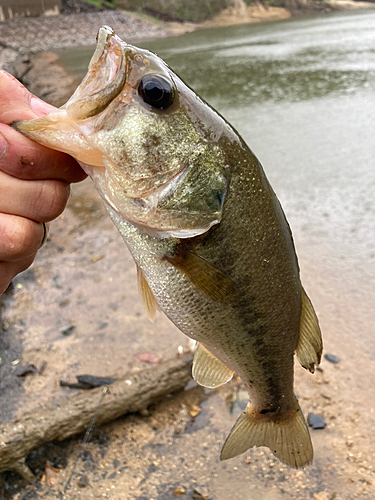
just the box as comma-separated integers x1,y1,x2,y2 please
0,71,87,294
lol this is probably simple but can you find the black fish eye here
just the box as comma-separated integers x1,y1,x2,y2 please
138,75,174,109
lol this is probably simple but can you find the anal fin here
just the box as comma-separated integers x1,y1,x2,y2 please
136,265,159,323
220,399,313,469
192,343,234,389
295,288,323,373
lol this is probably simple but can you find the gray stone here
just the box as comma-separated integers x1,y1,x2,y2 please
324,353,340,364
308,413,326,429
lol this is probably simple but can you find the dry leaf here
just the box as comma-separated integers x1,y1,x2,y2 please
189,404,202,418
136,353,161,364
91,254,105,262
41,461,60,486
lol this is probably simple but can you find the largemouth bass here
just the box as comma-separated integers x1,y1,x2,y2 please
14,26,322,469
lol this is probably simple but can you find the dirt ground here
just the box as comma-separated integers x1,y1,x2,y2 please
0,175,374,500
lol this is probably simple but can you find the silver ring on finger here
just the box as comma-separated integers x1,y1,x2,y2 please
40,222,49,248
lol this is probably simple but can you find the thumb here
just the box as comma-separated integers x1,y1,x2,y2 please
0,71,56,124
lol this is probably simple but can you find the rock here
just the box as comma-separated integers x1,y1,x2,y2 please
230,390,248,415
59,325,76,336
324,353,340,364
192,487,209,500
173,486,186,495
77,474,89,488
14,364,38,377
308,413,326,429
76,374,117,388
13,56,32,80
136,353,161,364
313,492,330,500
52,274,63,289
189,404,202,418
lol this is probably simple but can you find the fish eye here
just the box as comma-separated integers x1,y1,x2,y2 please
138,74,174,109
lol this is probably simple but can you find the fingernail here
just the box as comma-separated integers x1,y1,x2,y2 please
30,96,54,117
0,132,8,161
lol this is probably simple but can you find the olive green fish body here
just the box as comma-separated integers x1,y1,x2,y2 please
110,136,301,419
14,26,322,469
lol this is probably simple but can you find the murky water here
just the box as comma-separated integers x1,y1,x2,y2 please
12,10,374,499
57,9,375,355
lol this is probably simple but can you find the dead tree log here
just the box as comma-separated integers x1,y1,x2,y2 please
0,353,193,479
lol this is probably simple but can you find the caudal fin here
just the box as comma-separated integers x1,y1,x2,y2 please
220,399,313,469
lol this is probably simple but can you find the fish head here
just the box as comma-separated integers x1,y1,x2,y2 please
14,26,235,238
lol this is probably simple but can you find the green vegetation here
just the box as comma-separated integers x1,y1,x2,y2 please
81,0,117,8
117,0,232,23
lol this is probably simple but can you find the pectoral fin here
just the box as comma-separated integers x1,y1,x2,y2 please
164,248,235,304
136,265,159,323
295,288,322,373
192,343,234,388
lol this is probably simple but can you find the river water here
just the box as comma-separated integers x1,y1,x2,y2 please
52,10,375,499
58,9,375,357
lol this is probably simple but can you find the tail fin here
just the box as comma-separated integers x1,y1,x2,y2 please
220,399,313,469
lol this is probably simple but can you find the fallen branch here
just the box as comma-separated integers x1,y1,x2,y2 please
0,353,193,480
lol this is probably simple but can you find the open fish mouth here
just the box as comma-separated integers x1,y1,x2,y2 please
63,25,128,122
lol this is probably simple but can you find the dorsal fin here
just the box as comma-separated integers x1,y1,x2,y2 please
295,288,322,373
164,248,235,304
192,343,234,388
136,264,159,323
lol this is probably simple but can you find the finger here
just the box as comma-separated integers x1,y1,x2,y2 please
0,71,55,124
0,124,86,183
0,256,36,295
0,170,70,223
0,213,45,263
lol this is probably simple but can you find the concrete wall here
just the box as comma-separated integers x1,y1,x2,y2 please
0,0,61,21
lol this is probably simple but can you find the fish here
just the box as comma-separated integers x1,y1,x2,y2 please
14,26,322,469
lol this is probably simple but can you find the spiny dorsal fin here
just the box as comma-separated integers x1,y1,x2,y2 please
220,399,313,469
136,264,159,323
192,343,234,389
164,248,235,304
295,288,322,373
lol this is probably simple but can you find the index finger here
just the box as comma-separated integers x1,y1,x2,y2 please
0,71,86,183
0,71,53,123
0,124,86,183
